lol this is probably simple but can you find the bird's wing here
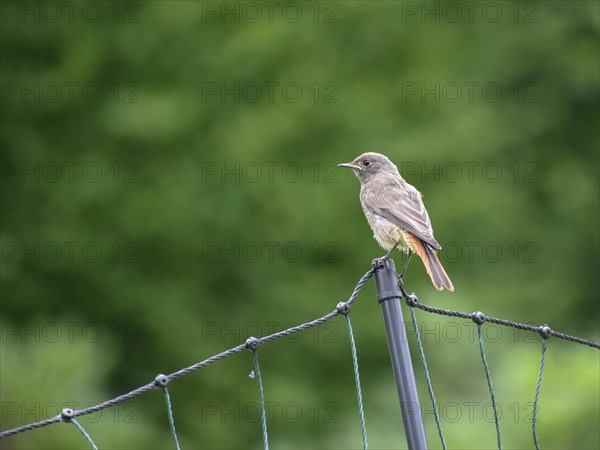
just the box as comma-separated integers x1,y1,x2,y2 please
360,175,441,250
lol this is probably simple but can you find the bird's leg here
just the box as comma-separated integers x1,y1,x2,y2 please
396,251,413,298
382,242,399,260
398,250,413,280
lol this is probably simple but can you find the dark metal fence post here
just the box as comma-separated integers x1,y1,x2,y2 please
373,257,428,450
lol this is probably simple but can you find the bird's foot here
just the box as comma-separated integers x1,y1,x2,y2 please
381,243,399,260
373,244,399,269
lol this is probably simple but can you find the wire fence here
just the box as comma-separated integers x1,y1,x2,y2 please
1,262,598,449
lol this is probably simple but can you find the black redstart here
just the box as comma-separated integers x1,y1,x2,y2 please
339,152,454,291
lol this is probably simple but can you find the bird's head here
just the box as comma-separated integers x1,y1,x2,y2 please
338,152,400,183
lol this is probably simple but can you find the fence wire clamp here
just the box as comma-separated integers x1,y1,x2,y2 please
538,324,552,339
245,336,260,351
372,257,386,270
154,374,169,388
405,293,419,307
472,311,486,325
373,258,404,303
336,301,351,315
60,408,75,423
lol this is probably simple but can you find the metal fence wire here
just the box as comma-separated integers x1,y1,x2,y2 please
1,260,598,450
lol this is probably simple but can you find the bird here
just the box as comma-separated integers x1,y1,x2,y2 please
338,152,454,291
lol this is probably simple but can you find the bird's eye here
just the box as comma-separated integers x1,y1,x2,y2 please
362,159,371,167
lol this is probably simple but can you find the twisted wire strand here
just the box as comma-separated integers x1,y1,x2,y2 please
0,416,62,440
70,419,99,450
477,324,502,450
408,306,446,450
252,350,269,450
532,338,548,450
344,314,368,450
411,302,600,349
162,386,181,450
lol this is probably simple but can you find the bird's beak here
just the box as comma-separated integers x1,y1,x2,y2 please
338,162,362,171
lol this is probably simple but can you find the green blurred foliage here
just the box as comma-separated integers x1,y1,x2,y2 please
1,1,598,449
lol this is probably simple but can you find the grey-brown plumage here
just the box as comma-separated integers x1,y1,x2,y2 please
339,152,454,291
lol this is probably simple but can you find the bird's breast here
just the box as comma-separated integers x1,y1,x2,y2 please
362,209,413,253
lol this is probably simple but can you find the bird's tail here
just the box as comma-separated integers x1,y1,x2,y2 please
410,237,454,292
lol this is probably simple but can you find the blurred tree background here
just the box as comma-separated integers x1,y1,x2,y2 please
1,1,599,449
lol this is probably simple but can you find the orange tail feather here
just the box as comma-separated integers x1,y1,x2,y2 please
409,236,454,292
